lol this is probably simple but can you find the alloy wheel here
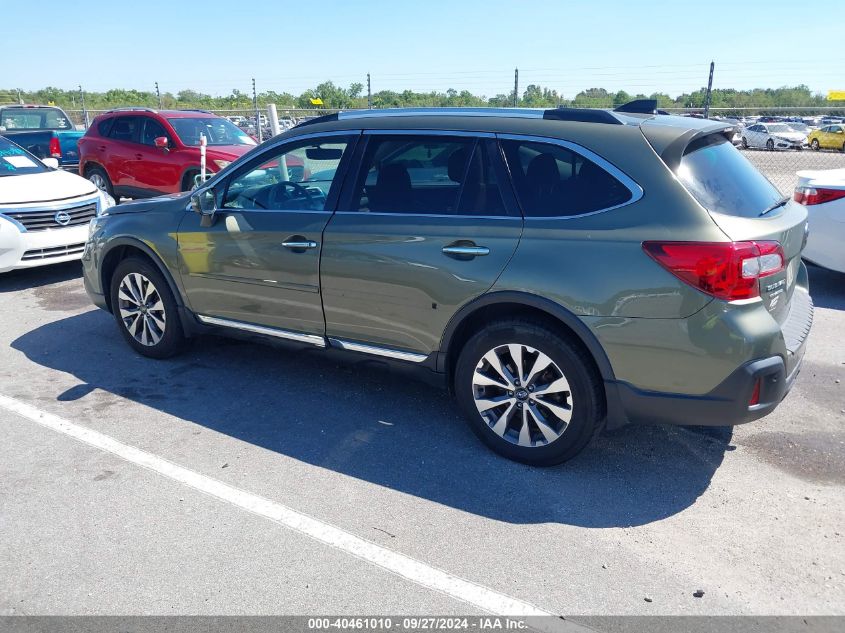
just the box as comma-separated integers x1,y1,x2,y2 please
117,273,166,346
472,343,573,448
89,172,108,191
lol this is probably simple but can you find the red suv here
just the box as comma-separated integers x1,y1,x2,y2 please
78,109,258,199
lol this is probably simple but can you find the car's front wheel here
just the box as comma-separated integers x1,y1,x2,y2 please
741,137,748,149
454,320,604,466
766,139,775,151
811,139,820,151
110,257,187,359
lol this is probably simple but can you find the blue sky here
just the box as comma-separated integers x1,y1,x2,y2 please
6,0,843,98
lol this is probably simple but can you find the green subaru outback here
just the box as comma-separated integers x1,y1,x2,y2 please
82,103,813,465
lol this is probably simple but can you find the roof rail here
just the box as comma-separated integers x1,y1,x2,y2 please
104,107,158,114
177,109,213,114
334,106,627,125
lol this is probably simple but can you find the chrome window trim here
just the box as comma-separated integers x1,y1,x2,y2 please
495,133,644,220
332,211,517,221
197,315,326,347
328,338,428,363
340,108,546,120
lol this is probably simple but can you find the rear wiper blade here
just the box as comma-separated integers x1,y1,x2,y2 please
760,196,789,216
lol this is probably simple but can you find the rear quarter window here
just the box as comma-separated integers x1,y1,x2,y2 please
677,136,783,218
97,118,115,137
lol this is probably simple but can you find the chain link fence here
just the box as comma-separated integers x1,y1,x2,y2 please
61,105,845,195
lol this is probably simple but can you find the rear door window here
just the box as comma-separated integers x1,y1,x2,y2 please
108,116,141,144
500,139,633,217
676,135,783,218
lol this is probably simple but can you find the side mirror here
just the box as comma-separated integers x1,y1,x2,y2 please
190,189,218,227
42,157,60,169
154,136,170,150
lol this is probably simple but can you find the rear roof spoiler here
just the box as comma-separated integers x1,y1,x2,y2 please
614,99,671,115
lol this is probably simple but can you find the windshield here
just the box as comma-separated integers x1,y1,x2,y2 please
0,107,72,131
167,117,256,147
767,124,792,133
676,136,783,218
0,137,47,176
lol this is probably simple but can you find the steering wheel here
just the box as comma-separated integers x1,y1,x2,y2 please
269,180,317,209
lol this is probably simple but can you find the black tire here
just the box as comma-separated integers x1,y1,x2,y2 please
181,170,199,192
86,165,116,201
811,139,820,151
841,142,845,153
453,319,604,466
109,257,188,359
741,137,748,149
766,138,775,151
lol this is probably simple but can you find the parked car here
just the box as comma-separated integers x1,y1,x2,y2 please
0,136,113,273
83,105,812,465
807,124,845,152
794,168,845,273
77,108,258,200
786,122,812,136
0,104,84,172
741,123,807,150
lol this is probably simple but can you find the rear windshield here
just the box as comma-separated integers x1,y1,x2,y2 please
0,137,47,176
676,136,783,218
1,107,72,131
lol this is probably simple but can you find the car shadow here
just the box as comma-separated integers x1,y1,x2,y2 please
807,264,844,310
0,262,82,293
12,309,733,528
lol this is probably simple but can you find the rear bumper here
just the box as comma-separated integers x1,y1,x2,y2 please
613,286,812,427
613,352,803,427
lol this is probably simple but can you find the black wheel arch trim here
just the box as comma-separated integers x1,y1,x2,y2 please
438,290,616,381
101,237,184,308
438,290,628,429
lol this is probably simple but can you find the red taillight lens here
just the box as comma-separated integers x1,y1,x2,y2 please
793,186,845,206
642,241,785,301
48,137,61,158
749,379,761,406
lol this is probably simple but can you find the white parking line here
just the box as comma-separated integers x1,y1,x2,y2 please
0,394,574,627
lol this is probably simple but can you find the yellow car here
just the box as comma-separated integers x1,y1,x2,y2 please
808,124,845,151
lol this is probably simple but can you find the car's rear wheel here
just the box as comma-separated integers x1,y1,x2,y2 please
110,257,187,359
741,137,748,149
841,141,845,153
766,139,775,151
454,320,604,466
87,165,116,201
811,139,820,151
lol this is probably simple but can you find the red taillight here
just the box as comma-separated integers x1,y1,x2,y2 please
793,186,845,206
48,137,61,158
749,379,761,406
642,241,786,301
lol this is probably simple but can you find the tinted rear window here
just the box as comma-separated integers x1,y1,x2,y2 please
676,136,783,218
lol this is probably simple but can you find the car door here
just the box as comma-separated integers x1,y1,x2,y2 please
104,115,144,194
320,132,523,357
177,131,358,341
133,116,182,195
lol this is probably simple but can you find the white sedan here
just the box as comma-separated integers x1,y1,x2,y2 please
741,122,808,150
794,168,845,274
0,136,114,273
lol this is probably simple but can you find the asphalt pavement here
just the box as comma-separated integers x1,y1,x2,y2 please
0,261,842,619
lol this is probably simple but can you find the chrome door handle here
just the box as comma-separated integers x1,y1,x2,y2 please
282,240,318,250
442,245,490,257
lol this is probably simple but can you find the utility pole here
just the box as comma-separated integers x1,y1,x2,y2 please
703,61,715,119
16,89,23,105
155,82,162,109
79,85,89,128
513,68,519,107
252,78,262,143
367,73,372,109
